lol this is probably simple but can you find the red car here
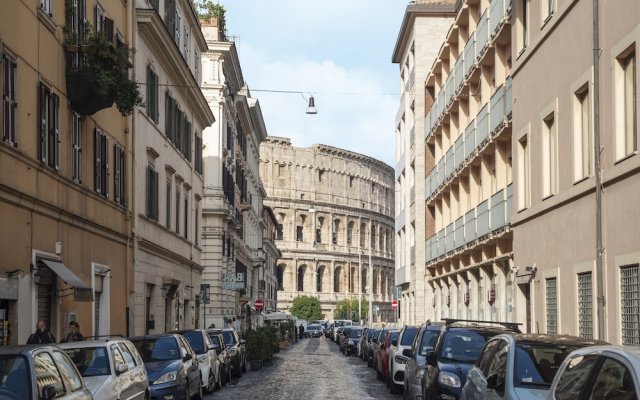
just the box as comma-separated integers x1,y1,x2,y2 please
375,329,399,381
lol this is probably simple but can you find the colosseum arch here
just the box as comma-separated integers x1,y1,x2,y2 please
334,266,342,293
349,266,357,293
297,264,307,292
360,222,367,248
373,269,379,295
276,212,287,241
296,214,308,242
332,218,341,245
317,216,326,244
316,265,326,292
347,221,355,246
361,267,367,293
277,263,286,290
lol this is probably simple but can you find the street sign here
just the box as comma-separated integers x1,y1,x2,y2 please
200,284,210,304
255,299,264,310
391,300,398,310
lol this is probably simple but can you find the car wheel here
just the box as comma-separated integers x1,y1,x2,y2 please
205,369,215,393
215,366,222,390
241,357,247,373
227,365,233,383
195,378,204,400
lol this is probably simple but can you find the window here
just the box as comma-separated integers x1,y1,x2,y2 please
40,0,52,15
296,226,303,242
517,0,530,52
146,65,159,123
114,144,125,206
588,357,636,400
34,352,64,397
174,9,181,46
194,201,200,246
542,0,554,21
194,49,200,84
51,351,83,392
577,272,593,339
117,343,137,370
110,344,125,366
615,50,637,160
183,194,188,239
476,339,499,376
574,87,592,180
318,170,325,182
542,112,558,197
146,166,159,220
183,25,189,60
620,264,640,346
518,135,530,209
71,112,82,183
194,135,203,174
553,354,599,400
486,340,508,392
164,92,192,159
2,52,17,145
315,228,321,244
278,164,285,177
166,178,172,228
546,277,558,334
39,83,60,170
276,224,283,240
349,176,354,187
150,0,159,12
175,186,180,234
94,129,108,196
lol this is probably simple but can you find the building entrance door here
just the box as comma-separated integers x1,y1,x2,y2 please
517,282,532,333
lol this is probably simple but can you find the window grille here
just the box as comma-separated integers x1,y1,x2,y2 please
621,264,640,346
577,272,593,339
546,278,558,334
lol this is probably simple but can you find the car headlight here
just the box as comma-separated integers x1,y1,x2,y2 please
348,340,354,345
416,368,424,380
438,371,461,388
154,371,177,384
394,355,407,364
197,354,207,363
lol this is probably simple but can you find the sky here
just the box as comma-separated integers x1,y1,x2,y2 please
219,0,408,166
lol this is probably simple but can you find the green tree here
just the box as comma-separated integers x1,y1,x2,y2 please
289,296,323,321
194,1,226,33
334,299,368,321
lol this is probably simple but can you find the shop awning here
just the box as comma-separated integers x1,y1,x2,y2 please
40,260,93,302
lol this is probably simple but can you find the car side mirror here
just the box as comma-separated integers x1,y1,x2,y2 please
183,353,193,362
486,374,504,391
426,351,438,366
41,384,57,400
116,362,129,374
391,339,398,347
402,348,412,357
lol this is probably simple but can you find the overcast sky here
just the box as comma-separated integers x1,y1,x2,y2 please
219,0,407,166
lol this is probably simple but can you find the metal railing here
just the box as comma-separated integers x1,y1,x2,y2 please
454,135,464,170
490,83,505,134
490,0,505,35
476,104,489,144
446,147,454,177
476,11,489,59
464,119,476,159
476,200,490,237
464,32,476,78
437,158,445,187
465,208,476,244
490,189,506,231
445,223,455,252
454,57,464,92
454,217,465,249
505,76,513,118
506,183,513,224
445,74,454,108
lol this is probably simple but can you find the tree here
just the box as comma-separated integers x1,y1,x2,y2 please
194,1,226,34
334,299,368,321
289,296,323,321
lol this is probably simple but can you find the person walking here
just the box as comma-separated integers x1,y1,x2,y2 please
298,324,305,339
61,321,84,343
26,320,56,344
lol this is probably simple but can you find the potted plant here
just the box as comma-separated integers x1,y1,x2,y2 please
62,25,80,52
244,329,265,370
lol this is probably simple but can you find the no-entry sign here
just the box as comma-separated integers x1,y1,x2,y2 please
255,299,264,310
392,300,398,310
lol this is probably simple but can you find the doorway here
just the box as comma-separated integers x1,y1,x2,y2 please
517,282,532,333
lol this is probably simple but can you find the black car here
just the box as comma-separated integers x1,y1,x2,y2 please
339,327,352,353
130,333,202,400
420,319,521,400
344,327,364,356
363,328,379,363
207,328,246,377
206,331,232,385
400,321,443,400
367,328,384,367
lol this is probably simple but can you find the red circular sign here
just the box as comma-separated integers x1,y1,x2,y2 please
392,300,398,310
255,299,264,310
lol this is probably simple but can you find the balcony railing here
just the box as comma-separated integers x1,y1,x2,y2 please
454,135,464,171
490,190,506,231
464,119,476,160
490,83,505,134
476,104,489,144
506,183,513,224
476,199,490,237
437,158,445,187
454,216,465,249
465,208,476,244
476,11,489,59
410,245,416,265
445,74,454,108
454,57,464,92
445,147,454,177
490,0,505,35
410,185,416,203
464,32,476,78
505,76,513,118
445,223,454,253
410,124,416,147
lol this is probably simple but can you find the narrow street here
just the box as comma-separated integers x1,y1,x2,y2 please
205,337,402,400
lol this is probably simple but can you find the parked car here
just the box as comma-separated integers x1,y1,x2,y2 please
420,319,521,400
364,328,380,364
332,320,352,342
60,338,149,400
206,331,232,386
546,345,640,400
130,333,202,400
369,328,387,368
401,321,443,400
344,327,364,356
174,329,221,393
207,328,246,377
358,327,369,358
339,327,352,353
305,324,323,338
387,325,419,394
0,345,93,400
461,333,605,400
375,329,399,382
335,327,346,346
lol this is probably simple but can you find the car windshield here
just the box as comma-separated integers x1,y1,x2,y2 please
208,334,222,348
0,355,31,399
182,331,205,354
418,329,441,356
514,344,581,388
369,330,379,340
439,331,493,363
350,329,363,338
308,325,320,331
401,328,419,346
63,347,111,377
132,337,180,362
222,331,236,346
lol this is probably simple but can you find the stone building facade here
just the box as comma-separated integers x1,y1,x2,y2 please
260,137,395,321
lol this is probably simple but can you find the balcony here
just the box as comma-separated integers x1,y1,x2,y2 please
476,104,489,144
425,174,433,199
464,119,476,160
476,200,490,237
410,185,416,204
506,183,513,224
454,57,464,93
395,153,406,180
505,76,513,118
490,189,506,231
454,135,464,171
445,223,454,253
464,32,476,78
445,147,454,177
490,83,506,134
454,216,465,249
425,237,432,262
465,208,476,244
395,209,406,232
490,0,506,35
445,74,454,108
437,158,445,188
476,11,489,59
410,245,416,266
410,124,416,148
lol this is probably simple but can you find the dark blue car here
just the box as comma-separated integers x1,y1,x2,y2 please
130,334,202,400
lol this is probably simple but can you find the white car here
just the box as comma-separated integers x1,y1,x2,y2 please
178,329,221,393
387,325,419,394
60,339,149,400
546,345,640,400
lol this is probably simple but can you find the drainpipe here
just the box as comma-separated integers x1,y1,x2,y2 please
593,0,606,341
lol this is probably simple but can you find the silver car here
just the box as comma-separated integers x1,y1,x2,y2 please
387,325,419,394
60,339,149,400
546,345,640,400
177,329,220,393
461,334,603,400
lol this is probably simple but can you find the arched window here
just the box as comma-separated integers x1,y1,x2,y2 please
276,265,285,290
317,266,325,292
297,265,306,292
347,221,354,245
334,266,342,293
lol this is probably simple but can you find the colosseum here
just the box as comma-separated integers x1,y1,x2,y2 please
259,137,395,321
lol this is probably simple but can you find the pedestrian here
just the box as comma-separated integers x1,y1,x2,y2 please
298,324,305,339
61,321,84,343
26,320,56,344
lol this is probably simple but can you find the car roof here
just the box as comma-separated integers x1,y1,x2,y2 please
128,333,177,340
504,333,607,347
562,345,640,362
443,325,514,335
58,339,131,348
0,345,57,355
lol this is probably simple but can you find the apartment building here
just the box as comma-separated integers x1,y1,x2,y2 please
421,0,515,324
511,0,640,343
200,18,270,330
392,1,463,325
0,0,133,343
262,206,281,313
260,137,395,321
131,0,214,335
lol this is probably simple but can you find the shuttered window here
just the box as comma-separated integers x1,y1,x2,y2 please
194,135,203,174
94,129,108,196
146,166,159,220
38,83,60,170
183,194,188,239
164,91,192,160
2,52,17,145
114,144,125,206
71,112,82,183
175,187,180,234
166,178,172,228
146,65,159,123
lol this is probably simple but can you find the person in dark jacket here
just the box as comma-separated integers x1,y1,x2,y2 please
61,321,84,343
27,320,56,344
298,324,305,339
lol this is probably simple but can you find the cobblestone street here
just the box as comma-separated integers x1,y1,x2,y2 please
205,337,402,400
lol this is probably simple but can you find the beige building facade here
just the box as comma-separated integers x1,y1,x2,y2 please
511,0,640,343
0,0,133,343
260,137,395,321
392,0,457,325
131,0,214,335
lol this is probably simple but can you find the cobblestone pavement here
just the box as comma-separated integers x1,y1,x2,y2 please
204,337,402,400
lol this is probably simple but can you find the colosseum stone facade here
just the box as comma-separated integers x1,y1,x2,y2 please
260,137,395,321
